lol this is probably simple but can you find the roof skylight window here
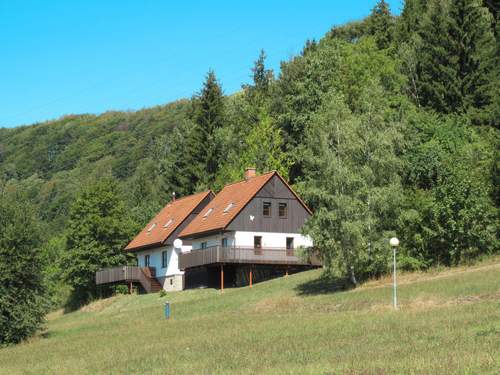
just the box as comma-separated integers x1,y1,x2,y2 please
203,208,214,218
163,219,173,228
223,202,235,213
147,223,157,233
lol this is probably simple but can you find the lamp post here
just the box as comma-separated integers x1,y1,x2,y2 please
390,237,400,310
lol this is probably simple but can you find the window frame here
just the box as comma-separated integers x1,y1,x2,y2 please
162,250,168,268
144,254,150,267
279,202,288,218
286,237,294,256
263,201,272,217
201,242,207,249
221,237,228,248
254,236,263,255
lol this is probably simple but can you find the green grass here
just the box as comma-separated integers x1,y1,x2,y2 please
1,260,499,374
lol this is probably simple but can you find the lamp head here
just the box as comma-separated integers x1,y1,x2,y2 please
390,237,399,247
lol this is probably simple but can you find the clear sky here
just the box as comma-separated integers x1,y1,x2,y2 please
0,0,402,128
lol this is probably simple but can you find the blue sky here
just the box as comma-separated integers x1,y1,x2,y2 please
0,0,402,128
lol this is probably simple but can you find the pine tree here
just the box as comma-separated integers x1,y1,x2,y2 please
367,0,394,49
416,0,497,123
62,178,134,306
449,0,497,124
189,70,225,187
0,196,48,345
417,0,461,113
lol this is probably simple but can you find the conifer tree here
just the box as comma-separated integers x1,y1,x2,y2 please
449,0,497,125
189,70,225,187
417,0,461,113
367,0,394,49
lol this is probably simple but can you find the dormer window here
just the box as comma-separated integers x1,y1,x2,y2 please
147,223,157,233
163,219,173,228
223,202,235,213
203,208,214,218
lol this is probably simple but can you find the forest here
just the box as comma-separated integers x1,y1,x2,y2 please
0,0,498,345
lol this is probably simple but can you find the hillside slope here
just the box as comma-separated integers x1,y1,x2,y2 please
1,261,498,374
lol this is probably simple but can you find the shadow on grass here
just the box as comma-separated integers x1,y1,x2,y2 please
295,274,354,296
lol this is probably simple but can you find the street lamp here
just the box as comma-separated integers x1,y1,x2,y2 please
390,237,400,310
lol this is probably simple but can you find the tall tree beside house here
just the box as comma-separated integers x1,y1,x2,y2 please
189,70,226,188
297,89,404,284
61,178,135,306
0,195,48,345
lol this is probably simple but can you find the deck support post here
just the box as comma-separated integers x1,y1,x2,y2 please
249,265,253,288
220,264,224,293
128,281,132,294
285,266,289,278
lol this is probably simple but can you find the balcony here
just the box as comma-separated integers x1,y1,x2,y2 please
179,246,321,270
95,266,162,293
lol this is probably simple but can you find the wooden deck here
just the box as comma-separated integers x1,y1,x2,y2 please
179,246,321,270
95,266,162,293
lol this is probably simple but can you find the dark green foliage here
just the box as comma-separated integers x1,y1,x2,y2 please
414,0,498,125
366,0,395,49
0,0,498,327
189,70,226,188
61,178,135,306
0,195,48,345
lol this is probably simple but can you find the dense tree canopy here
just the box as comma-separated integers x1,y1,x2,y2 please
0,0,498,343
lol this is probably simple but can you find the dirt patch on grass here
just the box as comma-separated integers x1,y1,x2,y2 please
80,296,120,313
370,292,500,313
253,296,302,312
359,262,500,292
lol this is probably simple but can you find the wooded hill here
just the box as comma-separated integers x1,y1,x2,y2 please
0,0,498,345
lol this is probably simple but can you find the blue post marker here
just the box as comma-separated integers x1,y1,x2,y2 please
164,301,170,319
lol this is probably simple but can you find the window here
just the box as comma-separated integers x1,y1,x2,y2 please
263,201,272,217
147,223,156,233
170,279,173,285
223,202,235,213
254,236,262,255
163,219,173,228
279,203,288,218
162,250,168,268
201,242,207,249
286,237,294,256
144,254,150,267
254,236,262,248
221,237,228,248
203,208,213,218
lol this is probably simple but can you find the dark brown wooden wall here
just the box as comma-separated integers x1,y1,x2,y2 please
227,175,310,233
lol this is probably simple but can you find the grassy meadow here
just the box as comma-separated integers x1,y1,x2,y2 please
1,260,499,374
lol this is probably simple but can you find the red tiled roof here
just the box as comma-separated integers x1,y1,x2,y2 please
179,171,312,238
125,191,213,252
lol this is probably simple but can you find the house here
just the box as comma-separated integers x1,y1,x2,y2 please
178,168,320,290
96,190,213,292
95,168,319,293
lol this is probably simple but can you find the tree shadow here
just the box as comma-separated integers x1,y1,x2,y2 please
295,274,354,296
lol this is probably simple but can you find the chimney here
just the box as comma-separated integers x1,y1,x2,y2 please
244,167,256,180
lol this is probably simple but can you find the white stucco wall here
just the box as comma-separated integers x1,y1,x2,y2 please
191,233,235,250
234,231,313,248
136,243,190,277
190,231,312,250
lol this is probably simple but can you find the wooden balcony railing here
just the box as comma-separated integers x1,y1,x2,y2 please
179,246,321,270
95,266,159,293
